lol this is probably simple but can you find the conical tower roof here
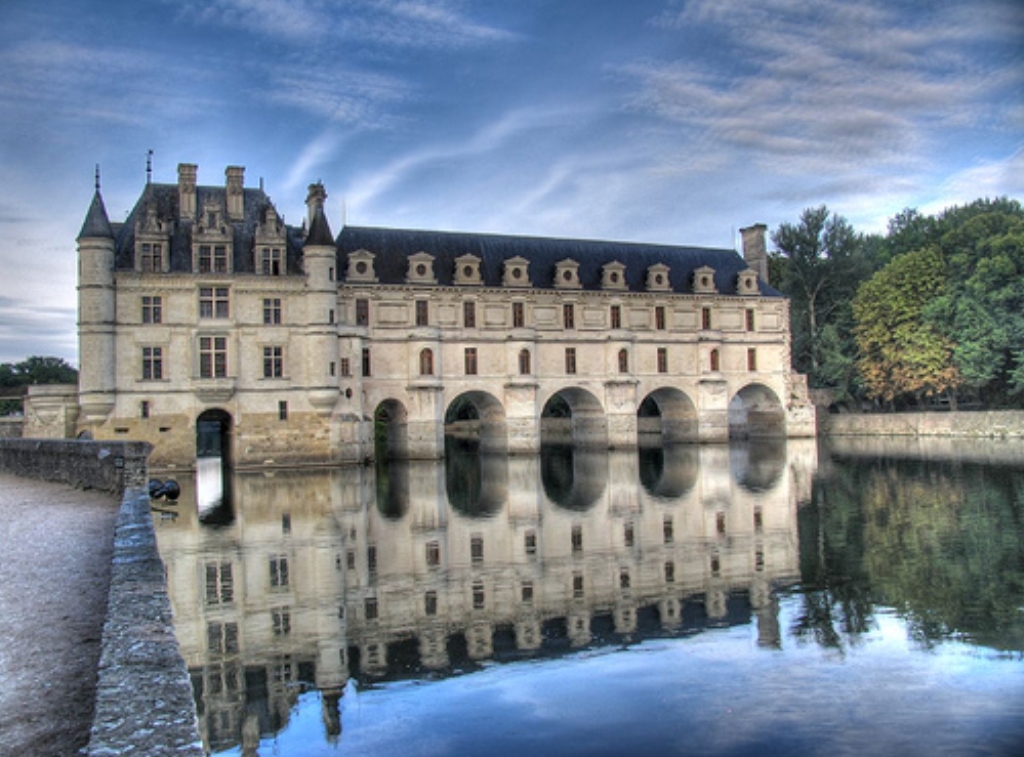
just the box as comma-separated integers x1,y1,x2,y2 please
77,189,114,240
305,203,335,248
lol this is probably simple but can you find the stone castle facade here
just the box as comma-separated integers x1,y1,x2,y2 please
76,163,814,467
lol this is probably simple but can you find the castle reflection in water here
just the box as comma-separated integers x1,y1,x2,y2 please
153,439,817,753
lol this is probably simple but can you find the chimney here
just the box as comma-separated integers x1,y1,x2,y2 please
740,223,769,284
226,166,245,220
306,181,327,227
178,163,197,219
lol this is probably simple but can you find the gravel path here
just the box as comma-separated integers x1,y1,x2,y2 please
0,473,119,756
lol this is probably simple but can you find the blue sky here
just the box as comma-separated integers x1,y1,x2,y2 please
0,0,1021,366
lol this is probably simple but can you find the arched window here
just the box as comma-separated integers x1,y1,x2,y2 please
618,348,629,374
518,349,531,375
419,348,434,376
710,348,720,372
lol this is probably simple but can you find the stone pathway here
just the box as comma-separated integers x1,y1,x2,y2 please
0,473,119,756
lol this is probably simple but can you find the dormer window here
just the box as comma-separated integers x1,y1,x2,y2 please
693,265,717,294
406,252,437,285
554,259,581,289
194,200,232,274
646,264,671,292
346,250,377,282
737,268,759,295
502,256,530,287
135,205,168,273
602,261,627,290
259,247,283,276
455,254,483,285
139,243,163,272
197,245,229,274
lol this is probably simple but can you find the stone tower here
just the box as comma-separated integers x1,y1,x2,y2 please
303,183,341,416
77,171,117,423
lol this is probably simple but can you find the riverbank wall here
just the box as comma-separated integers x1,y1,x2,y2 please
0,439,203,756
820,410,1024,439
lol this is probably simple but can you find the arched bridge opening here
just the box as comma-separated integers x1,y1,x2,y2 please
540,388,608,449
637,388,699,446
729,383,787,439
444,391,508,454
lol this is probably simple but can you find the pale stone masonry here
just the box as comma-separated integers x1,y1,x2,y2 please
75,162,814,467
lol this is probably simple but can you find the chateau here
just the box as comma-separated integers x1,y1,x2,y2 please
76,163,814,467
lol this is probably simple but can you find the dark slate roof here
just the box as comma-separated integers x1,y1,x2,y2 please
337,226,780,296
78,190,114,240
112,183,304,274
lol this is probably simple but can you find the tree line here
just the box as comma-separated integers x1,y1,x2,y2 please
770,197,1024,410
0,356,77,414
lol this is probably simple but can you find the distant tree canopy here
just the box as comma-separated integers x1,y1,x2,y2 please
771,197,1024,409
0,356,78,414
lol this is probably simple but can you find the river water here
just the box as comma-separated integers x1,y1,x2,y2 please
152,437,1024,756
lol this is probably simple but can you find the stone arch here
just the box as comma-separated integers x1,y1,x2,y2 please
637,387,699,444
729,383,786,439
374,398,410,460
540,387,607,448
195,408,232,522
638,444,699,500
444,390,508,453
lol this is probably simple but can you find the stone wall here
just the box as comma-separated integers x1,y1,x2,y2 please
0,439,151,494
88,488,204,757
0,416,22,438
820,410,1024,439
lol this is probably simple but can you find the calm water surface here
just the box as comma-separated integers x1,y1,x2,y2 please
153,437,1024,756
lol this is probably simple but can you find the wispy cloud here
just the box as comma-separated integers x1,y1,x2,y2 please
173,0,519,48
628,0,1024,184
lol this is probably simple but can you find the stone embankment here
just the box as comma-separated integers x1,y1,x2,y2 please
820,409,1024,439
0,439,203,756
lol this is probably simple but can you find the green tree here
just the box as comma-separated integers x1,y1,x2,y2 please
927,199,1024,403
853,246,959,405
0,356,78,414
771,206,869,388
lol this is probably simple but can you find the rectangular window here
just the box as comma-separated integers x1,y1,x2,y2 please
512,301,525,328
199,287,229,319
263,298,281,325
610,305,621,329
524,530,537,556
563,303,575,329
665,561,675,583
260,247,282,276
425,590,438,616
702,306,712,330
142,295,162,324
214,245,228,273
471,535,484,564
655,305,666,330
199,336,227,379
361,348,371,377
464,301,476,328
465,347,478,375
716,512,727,534
426,540,440,567
272,608,291,635
142,346,163,380
340,357,351,377
140,242,161,272
365,597,378,620
415,299,429,326
263,346,283,378
356,299,369,326
270,555,289,588
746,308,756,331
140,400,150,419
624,521,634,547
521,581,534,603
573,573,584,598
473,581,485,610
205,561,233,605
565,347,577,375
197,245,212,273
754,506,763,533
747,348,757,371
619,568,631,589
663,516,674,544
571,525,583,554
367,545,377,573
657,347,668,374
278,400,288,421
